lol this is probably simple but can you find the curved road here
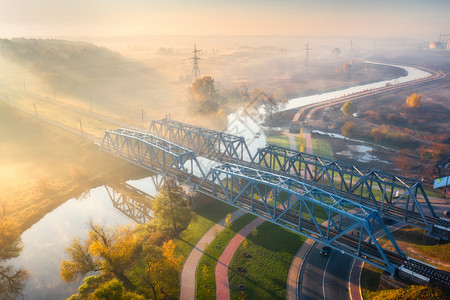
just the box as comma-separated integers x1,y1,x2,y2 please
299,243,353,300
293,64,446,300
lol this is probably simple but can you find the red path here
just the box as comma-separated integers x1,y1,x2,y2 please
215,217,265,299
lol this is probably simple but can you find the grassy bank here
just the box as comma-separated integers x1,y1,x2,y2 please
266,134,291,149
228,222,305,299
0,103,147,234
175,199,236,259
196,213,257,299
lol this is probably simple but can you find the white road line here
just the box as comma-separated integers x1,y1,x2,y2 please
322,249,334,300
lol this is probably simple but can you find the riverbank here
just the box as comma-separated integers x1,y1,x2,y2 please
0,103,148,235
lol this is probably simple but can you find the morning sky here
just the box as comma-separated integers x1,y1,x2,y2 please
0,0,448,39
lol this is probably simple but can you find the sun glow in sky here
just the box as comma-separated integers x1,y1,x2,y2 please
0,0,448,39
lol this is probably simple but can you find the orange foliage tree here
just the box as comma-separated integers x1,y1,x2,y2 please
406,93,421,108
341,121,359,137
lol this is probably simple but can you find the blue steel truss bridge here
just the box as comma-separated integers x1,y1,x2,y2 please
149,118,450,241
101,121,450,289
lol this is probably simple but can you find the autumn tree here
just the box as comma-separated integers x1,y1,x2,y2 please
129,240,181,299
93,278,145,300
406,93,421,108
60,221,138,286
152,179,193,237
0,202,28,299
342,101,354,116
224,213,232,229
342,63,352,73
394,154,413,176
190,75,221,113
341,121,359,137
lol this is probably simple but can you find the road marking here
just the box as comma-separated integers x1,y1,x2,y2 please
322,249,334,300
348,259,354,300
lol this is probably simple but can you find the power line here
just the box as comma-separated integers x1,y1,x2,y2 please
190,44,201,82
305,42,311,66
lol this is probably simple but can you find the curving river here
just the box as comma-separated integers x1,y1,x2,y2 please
5,61,431,299
285,61,431,110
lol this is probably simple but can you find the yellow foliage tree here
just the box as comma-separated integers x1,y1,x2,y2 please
225,213,232,229
60,222,138,284
342,101,354,116
406,93,421,108
162,240,182,270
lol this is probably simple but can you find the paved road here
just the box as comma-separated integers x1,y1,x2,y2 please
299,242,353,300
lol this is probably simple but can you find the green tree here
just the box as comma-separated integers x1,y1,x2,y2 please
152,179,193,237
342,101,354,116
406,93,421,108
251,228,258,242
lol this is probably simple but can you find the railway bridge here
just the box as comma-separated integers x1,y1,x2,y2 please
101,121,450,289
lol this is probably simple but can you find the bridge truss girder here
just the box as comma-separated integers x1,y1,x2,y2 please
101,128,204,187
199,163,405,274
105,184,153,224
254,145,443,233
149,118,252,162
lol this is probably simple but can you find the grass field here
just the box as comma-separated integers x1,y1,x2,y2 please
228,222,306,299
361,224,449,299
295,136,306,152
266,134,291,149
0,103,146,235
175,200,236,259
312,138,334,159
196,213,257,299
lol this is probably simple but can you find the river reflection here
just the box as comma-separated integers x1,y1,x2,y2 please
8,177,157,300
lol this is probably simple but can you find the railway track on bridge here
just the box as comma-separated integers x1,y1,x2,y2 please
101,127,450,290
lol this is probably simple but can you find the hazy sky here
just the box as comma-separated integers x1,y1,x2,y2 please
0,0,448,39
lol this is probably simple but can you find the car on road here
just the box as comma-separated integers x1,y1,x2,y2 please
320,246,332,256
444,210,450,218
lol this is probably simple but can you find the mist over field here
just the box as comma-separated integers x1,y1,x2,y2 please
0,0,449,299
0,36,412,128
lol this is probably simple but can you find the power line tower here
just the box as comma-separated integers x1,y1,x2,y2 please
190,44,201,82
305,42,311,66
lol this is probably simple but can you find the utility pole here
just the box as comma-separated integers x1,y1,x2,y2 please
79,119,84,137
305,42,311,66
190,44,201,82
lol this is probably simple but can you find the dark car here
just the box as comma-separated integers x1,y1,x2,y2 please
320,246,332,256
444,210,450,218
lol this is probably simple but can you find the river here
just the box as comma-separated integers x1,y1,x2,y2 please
7,177,159,300
285,61,431,110
6,61,430,299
